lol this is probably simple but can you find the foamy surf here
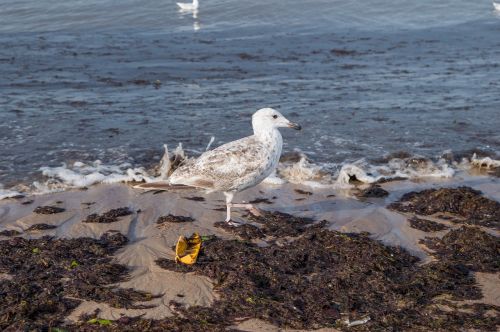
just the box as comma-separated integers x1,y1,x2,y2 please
0,186,22,200
0,144,497,200
470,153,500,169
275,153,456,189
36,161,154,192
334,156,455,188
277,153,333,188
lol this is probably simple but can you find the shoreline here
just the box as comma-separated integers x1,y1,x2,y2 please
0,175,499,330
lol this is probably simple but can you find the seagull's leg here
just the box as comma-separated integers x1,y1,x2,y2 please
223,192,234,223
224,192,261,224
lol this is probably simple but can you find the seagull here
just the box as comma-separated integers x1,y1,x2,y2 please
494,2,500,11
177,0,198,11
146,108,301,223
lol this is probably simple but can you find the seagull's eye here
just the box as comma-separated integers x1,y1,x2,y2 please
272,115,278,119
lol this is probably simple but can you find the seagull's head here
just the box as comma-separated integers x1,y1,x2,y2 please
252,108,301,134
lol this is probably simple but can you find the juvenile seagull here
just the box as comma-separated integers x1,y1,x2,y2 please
169,108,301,223
177,0,198,11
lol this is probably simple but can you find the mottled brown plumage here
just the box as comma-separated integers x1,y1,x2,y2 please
142,108,301,223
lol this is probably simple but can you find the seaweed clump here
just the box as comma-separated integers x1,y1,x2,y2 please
4,212,499,331
408,217,449,232
294,189,313,196
183,196,205,202
388,186,500,229
422,226,499,272
83,207,133,223
249,211,315,238
213,221,265,240
249,197,273,204
0,232,154,330
151,213,498,331
0,229,22,237
26,223,58,231
33,206,65,214
157,215,194,225
214,211,315,241
356,185,389,198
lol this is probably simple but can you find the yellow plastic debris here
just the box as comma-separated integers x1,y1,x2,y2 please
175,233,201,265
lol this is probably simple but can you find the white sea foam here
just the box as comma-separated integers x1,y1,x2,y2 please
0,184,22,200
0,148,495,201
470,153,500,169
334,156,455,188
157,143,187,180
335,164,380,188
386,157,455,179
276,153,332,187
158,144,171,180
25,144,189,195
5,155,457,198
39,160,155,190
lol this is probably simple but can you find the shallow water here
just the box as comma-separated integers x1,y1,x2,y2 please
0,0,500,188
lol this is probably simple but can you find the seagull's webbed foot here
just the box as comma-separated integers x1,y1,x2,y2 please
231,203,262,218
225,219,242,227
247,205,263,218
224,192,262,226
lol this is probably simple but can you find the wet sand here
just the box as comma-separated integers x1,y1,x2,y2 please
0,175,499,330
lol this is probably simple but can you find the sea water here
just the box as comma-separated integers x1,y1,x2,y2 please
0,0,499,191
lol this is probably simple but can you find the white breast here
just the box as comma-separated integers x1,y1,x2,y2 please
238,129,283,190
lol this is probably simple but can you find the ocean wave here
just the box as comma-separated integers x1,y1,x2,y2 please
276,152,333,188
34,161,154,193
0,146,497,200
335,156,455,187
0,186,23,200
470,153,500,169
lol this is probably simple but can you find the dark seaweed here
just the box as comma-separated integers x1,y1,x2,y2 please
152,214,498,331
249,197,273,204
157,214,194,225
26,223,58,231
356,185,389,198
0,232,155,330
0,229,22,237
33,206,66,214
3,213,498,331
183,196,206,202
213,221,265,240
422,226,500,272
83,207,133,223
388,186,500,229
294,189,313,195
408,216,449,232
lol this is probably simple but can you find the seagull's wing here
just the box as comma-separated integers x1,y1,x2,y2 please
169,136,268,192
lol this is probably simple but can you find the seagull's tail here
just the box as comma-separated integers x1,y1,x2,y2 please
133,182,193,191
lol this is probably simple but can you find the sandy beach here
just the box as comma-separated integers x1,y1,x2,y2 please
1,171,498,331
1,1,499,330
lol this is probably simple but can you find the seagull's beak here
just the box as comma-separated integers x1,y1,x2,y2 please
287,121,302,130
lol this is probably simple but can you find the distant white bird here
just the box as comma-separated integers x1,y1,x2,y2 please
177,0,198,11
494,2,500,11
138,108,301,223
